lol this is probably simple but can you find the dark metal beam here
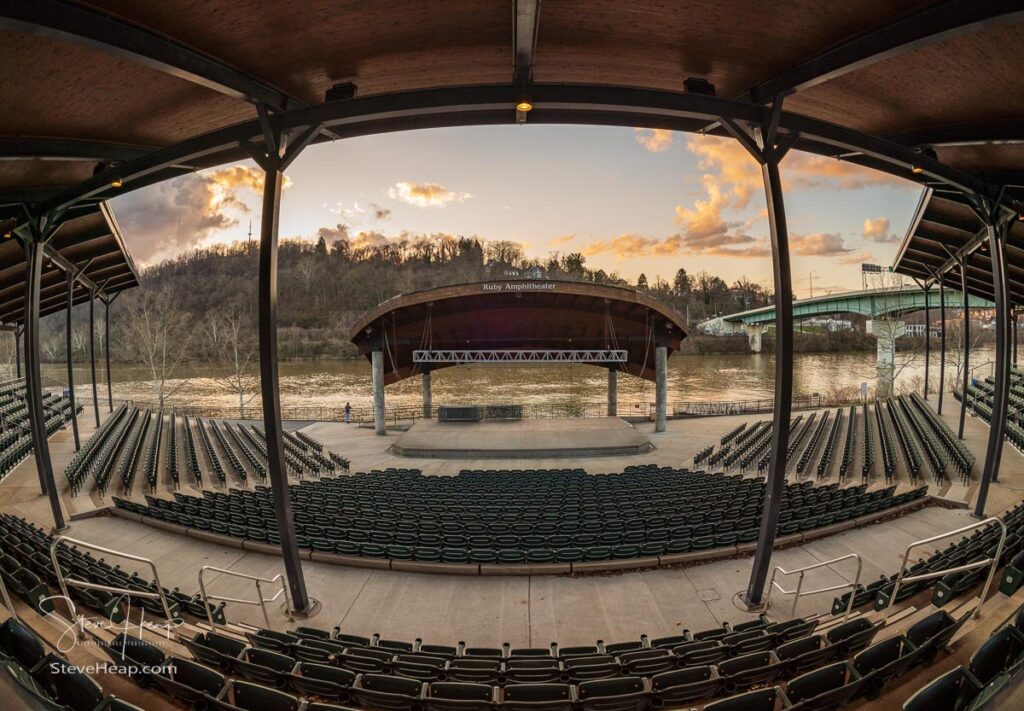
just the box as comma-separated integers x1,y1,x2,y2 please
922,281,931,398
65,269,80,451
0,0,298,110
741,0,1024,104
976,214,1011,515
251,134,312,615
88,288,99,428
23,225,66,530
884,119,1024,148
0,137,155,162
939,272,946,414
31,83,1001,219
104,298,112,411
959,257,970,439
736,115,796,607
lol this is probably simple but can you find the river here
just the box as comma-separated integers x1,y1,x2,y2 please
33,346,996,417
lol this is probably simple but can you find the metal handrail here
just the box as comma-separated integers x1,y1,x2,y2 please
198,565,292,629
0,549,17,621
881,517,1006,623
49,535,176,629
766,553,863,620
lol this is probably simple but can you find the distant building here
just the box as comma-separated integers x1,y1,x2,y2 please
485,261,548,279
805,317,853,332
903,323,939,338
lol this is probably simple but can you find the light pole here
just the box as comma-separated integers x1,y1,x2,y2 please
808,269,816,299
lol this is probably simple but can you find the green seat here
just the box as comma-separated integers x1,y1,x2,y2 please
555,548,585,563
691,536,715,551
441,549,471,564
499,549,527,564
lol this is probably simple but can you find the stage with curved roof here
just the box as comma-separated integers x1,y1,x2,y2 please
349,280,687,384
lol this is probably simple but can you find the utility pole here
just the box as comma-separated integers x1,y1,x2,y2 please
808,270,816,299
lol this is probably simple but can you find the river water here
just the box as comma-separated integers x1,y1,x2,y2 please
35,346,996,416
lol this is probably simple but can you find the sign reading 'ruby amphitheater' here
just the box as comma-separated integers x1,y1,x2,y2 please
481,282,558,292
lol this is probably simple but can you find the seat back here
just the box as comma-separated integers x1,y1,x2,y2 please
968,626,1024,686
650,666,721,705
902,666,981,711
703,686,789,711
0,618,46,669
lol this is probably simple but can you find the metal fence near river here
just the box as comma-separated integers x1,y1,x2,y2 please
120,394,824,426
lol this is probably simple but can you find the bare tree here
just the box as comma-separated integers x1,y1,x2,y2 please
0,332,15,381
213,307,259,418
120,284,196,408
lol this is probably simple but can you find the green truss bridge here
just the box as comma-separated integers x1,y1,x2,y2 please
700,286,993,354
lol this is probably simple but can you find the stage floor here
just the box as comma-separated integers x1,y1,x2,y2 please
390,416,654,458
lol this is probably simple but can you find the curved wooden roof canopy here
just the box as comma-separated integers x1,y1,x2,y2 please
893,188,1024,306
2,0,1024,322
349,281,687,385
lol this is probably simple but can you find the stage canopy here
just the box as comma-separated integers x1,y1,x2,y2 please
349,281,688,385
2,1,1023,228
893,189,1024,306
0,203,138,326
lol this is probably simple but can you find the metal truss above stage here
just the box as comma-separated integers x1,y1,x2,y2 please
412,349,628,364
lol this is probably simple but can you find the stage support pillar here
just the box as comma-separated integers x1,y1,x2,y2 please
654,346,667,432
720,104,797,608
422,367,432,420
65,270,80,451
372,349,386,435
607,368,618,417
958,257,970,440
975,202,1012,516
938,276,946,414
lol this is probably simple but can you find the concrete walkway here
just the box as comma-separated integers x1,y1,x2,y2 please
2,392,1018,647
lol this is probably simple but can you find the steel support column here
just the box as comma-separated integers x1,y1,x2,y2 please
728,110,797,608
958,258,970,440
255,165,310,614
372,349,386,435
243,115,321,617
1014,312,1019,367
938,276,946,414
104,298,112,411
975,214,1011,516
607,368,618,417
654,347,667,431
23,233,66,530
421,367,432,420
65,271,80,451
15,328,21,377
88,288,99,427
922,282,930,399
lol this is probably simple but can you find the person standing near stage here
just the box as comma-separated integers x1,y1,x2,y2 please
344,402,351,423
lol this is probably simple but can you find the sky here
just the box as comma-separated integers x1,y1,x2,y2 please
108,124,923,297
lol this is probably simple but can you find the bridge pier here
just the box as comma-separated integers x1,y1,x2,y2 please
744,323,767,353
372,348,386,435
421,367,432,419
607,367,617,417
867,319,906,367
654,346,667,432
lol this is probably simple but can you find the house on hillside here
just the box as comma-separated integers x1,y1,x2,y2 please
485,261,548,279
